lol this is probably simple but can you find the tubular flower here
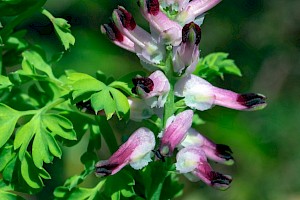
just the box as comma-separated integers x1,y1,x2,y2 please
138,0,183,46
172,22,201,75
112,6,165,67
101,20,135,52
103,0,221,72
180,128,234,165
95,128,155,177
176,0,222,25
174,74,267,111
158,110,193,157
132,70,170,108
175,146,232,190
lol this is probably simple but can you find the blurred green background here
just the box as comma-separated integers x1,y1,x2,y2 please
20,0,300,199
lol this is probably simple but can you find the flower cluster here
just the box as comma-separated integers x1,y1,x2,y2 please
96,0,266,190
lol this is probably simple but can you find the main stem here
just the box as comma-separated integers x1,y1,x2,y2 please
162,48,176,127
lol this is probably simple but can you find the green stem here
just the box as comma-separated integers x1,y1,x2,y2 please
95,116,118,154
0,0,47,40
162,47,176,127
19,96,68,117
40,96,68,113
41,8,55,21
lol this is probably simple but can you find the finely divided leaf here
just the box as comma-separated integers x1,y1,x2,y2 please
21,152,50,189
52,18,75,50
194,52,242,80
42,114,77,141
71,74,130,120
22,50,55,78
0,104,21,148
0,75,13,90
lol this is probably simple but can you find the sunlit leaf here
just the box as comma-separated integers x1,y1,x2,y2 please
0,75,13,90
52,18,75,50
21,152,49,189
0,104,20,148
194,52,242,80
22,50,54,78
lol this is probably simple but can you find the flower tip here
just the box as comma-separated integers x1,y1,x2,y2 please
114,6,136,30
95,161,116,177
216,144,234,165
101,22,124,42
237,93,267,111
209,172,232,190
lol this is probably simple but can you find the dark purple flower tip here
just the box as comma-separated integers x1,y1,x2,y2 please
237,93,267,110
132,76,154,94
209,171,232,190
146,0,160,15
116,6,136,30
95,163,119,177
216,144,233,161
102,21,124,42
182,22,202,45
152,149,166,162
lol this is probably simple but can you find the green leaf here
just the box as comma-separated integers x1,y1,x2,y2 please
109,88,130,119
15,112,76,169
21,152,48,189
0,104,20,148
42,114,77,140
0,142,18,182
22,50,55,78
0,190,25,200
5,30,28,52
104,171,136,199
14,118,36,160
140,162,173,200
71,74,130,120
52,18,75,50
194,52,242,80
91,88,115,119
54,187,95,200
109,81,132,96
72,77,106,102
0,75,13,90
0,143,15,171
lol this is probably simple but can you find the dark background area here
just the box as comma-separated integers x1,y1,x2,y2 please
21,0,300,199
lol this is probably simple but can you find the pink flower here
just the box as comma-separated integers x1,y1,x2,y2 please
174,74,267,111
172,22,201,75
113,6,165,65
180,128,234,165
95,128,155,177
175,146,232,190
176,0,222,25
158,110,193,157
138,0,183,46
132,70,170,108
101,21,135,52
